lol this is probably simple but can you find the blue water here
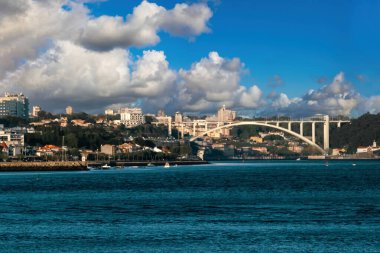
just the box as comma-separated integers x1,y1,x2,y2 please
0,161,379,252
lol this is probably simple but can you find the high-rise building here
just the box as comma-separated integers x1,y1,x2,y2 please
32,105,41,117
217,105,236,122
120,107,145,127
0,93,29,119
66,106,73,115
157,109,166,117
175,112,183,124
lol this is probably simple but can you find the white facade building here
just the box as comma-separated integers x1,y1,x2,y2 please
120,108,145,127
32,106,41,117
217,105,236,122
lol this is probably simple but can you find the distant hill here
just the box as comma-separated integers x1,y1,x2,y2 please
330,113,380,153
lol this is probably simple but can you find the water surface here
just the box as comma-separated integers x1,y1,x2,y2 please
0,160,379,252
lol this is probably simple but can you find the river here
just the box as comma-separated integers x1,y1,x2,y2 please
0,160,379,252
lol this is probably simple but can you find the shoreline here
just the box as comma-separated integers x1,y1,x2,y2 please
0,160,209,172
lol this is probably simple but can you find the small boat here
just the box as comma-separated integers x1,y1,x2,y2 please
296,158,301,161
352,163,356,166
164,162,170,168
147,162,155,167
101,164,111,169
325,161,329,167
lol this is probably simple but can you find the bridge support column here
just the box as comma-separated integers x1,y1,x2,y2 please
323,115,330,151
288,122,292,131
300,122,304,136
312,122,316,143
337,121,341,128
181,124,184,139
276,122,280,127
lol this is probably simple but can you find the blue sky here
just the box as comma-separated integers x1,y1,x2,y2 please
1,0,379,115
86,0,380,98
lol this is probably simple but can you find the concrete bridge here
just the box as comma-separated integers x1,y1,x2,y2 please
186,115,350,154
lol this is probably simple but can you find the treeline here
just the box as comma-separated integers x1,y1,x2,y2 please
330,113,380,152
26,124,171,150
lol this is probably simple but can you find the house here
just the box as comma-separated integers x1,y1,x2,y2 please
101,144,116,156
71,119,92,127
250,136,263,143
252,147,268,154
36,144,63,157
357,140,380,154
0,141,9,155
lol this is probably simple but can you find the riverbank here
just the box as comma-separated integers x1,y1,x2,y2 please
0,161,87,172
0,160,209,172
87,160,209,168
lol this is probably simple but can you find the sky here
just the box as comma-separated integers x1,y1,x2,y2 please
1,0,380,116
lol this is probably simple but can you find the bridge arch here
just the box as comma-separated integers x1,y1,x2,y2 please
189,121,326,155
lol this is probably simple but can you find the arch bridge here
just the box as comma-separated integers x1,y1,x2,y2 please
186,116,350,155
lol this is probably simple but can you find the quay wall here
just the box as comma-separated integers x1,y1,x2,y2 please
0,161,87,172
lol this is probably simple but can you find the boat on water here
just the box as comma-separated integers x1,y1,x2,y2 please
101,164,111,169
164,162,170,168
147,162,155,167
296,158,301,161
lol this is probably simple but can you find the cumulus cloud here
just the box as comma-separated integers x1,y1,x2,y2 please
0,41,178,112
77,1,212,51
178,52,263,112
0,0,212,76
0,0,90,76
267,72,362,116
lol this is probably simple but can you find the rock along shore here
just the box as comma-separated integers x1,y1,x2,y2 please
0,161,87,172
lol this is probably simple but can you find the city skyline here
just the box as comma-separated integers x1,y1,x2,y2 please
1,0,380,116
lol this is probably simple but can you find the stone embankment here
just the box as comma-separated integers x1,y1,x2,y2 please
88,160,209,167
0,161,87,172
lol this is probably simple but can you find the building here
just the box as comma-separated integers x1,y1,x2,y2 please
356,140,380,154
32,105,41,117
252,147,268,154
101,144,116,156
0,93,29,119
120,107,145,127
36,145,63,157
0,130,25,146
105,108,115,115
157,109,166,117
175,112,183,124
217,105,236,122
66,106,73,115
250,136,264,143
332,148,346,156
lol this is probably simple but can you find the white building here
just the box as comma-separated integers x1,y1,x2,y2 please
32,105,41,117
66,106,73,115
175,112,183,124
217,105,236,122
0,129,25,156
120,107,145,127
357,140,380,154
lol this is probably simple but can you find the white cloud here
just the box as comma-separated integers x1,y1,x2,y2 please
0,0,212,77
267,72,362,116
1,41,131,110
0,0,89,76
159,2,212,37
362,96,380,114
178,52,263,112
77,1,212,51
